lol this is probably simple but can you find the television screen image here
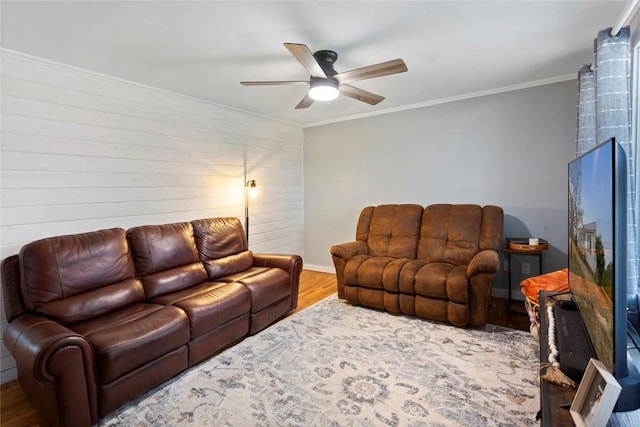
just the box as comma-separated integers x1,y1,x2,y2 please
568,140,615,372
567,138,640,412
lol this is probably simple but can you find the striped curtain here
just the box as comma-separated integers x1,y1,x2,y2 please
576,26,638,311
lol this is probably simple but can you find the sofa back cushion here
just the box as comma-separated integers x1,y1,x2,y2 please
418,204,503,265
359,204,423,258
19,228,144,324
191,217,252,279
477,205,505,252
127,222,207,299
191,217,248,258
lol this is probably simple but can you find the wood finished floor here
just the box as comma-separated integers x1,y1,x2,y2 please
0,270,531,427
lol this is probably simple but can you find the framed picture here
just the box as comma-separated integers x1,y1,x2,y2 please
570,358,622,427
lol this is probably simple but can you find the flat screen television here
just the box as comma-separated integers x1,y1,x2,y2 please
568,137,640,412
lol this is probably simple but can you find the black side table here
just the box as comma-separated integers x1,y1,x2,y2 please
505,237,549,313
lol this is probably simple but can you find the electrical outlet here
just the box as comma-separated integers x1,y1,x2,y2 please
503,260,509,271
522,263,531,275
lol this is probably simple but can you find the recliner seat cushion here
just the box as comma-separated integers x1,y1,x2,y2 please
212,266,270,283
161,282,251,339
236,268,290,313
71,304,189,384
344,255,412,293
412,263,469,304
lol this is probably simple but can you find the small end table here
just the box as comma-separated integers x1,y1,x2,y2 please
505,237,549,313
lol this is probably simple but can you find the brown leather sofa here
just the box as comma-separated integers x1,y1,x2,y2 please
2,217,302,427
331,204,503,328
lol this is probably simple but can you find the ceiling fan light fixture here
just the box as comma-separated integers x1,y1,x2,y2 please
242,43,407,108
309,77,339,101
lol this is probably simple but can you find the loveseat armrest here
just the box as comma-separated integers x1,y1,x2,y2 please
3,314,98,427
466,249,500,328
466,249,499,277
330,241,369,299
330,241,369,260
252,254,303,310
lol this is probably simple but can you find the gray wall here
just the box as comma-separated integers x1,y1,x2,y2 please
303,80,578,297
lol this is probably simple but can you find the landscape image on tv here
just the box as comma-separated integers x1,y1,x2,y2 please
568,143,614,372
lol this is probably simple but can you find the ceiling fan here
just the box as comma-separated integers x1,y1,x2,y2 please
240,43,408,109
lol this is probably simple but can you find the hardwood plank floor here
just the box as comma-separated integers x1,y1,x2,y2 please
0,270,531,426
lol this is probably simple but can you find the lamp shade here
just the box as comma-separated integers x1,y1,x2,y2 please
309,77,339,101
246,179,259,199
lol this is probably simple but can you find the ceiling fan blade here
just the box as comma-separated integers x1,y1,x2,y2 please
241,81,308,86
340,84,385,105
284,43,327,79
295,94,315,109
335,59,407,84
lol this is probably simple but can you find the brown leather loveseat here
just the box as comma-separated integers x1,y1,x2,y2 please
2,217,302,427
331,204,503,327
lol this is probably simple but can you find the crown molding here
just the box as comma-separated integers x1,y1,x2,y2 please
303,73,577,128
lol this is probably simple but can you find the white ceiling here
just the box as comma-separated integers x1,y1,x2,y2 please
0,1,631,127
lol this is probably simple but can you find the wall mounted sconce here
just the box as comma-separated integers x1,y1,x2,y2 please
245,179,258,243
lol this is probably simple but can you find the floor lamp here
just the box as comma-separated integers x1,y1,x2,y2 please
245,179,258,243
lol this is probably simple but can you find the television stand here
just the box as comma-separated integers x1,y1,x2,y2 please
539,291,589,427
539,291,640,425
553,298,594,382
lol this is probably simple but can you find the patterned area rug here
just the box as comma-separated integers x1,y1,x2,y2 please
98,296,540,426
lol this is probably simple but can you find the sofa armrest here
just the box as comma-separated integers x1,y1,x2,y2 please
466,249,500,328
466,249,499,277
330,241,368,299
252,254,303,310
330,241,369,260
3,314,98,427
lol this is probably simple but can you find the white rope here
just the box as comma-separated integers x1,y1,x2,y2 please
547,304,560,368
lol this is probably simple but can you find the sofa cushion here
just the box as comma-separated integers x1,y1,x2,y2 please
127,222,208,299
418,204,482,265
19,228,143,324
127,222,199,273
478,205,505,252
37,279,146,325
202,251,253,280
191,217,253,280
212,266,270,283
191,217,247,259
150,282,251,339
412,263,469,304
344,255,411,293
137,263,208,300
71,304,189,384
365,204,423,258
236,268,290,313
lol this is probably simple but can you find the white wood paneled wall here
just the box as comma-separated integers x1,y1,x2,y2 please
0,49,304,383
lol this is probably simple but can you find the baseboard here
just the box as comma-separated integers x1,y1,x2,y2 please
304,264,335,274
491,288,509,299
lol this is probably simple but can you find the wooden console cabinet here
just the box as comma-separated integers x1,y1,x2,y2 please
539,291,640,426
